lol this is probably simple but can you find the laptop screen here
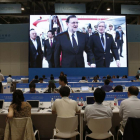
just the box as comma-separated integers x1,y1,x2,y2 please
27,100,39,108
0,100,4,109
81,86,89,92
86,96,94,105
118,99,124,106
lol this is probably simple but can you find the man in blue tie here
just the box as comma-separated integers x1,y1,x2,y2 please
88,21,120,67
115,26,124,57
54,15,95,68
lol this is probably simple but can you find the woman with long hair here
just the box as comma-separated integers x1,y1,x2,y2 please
7,90,31,118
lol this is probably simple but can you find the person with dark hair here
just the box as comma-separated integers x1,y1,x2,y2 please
79,76,88,83
87,28,93,37
112,75,116,79
29,29,43,68
84,88,113,134
107,75,113,82
49,76,56,84
0,69,4,93
7,75,13,83
45,82,56,93
52,86,80,117
101,79,113,92
26,83,39,93
119,86,140,131
58,76,73,93
7,90,31,118
92,76,99,82
134,75,140,82
115,26,124,57
114,85,123,92
60,71,64,76
44,30,56,68
30,75,39,84
38,78,46,83
54,15,95,68
137,68,140,75
116,75,119,78
42,75,47,79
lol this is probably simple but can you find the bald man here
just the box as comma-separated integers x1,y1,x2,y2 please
29,29,43,68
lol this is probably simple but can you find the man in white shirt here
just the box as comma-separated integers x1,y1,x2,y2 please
119,86,140,131
7,75,13,83
52,86,80,117
0,70,4,93
84,88,113,134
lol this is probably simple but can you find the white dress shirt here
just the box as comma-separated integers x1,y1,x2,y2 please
119,96,140,127
7,77,13,83
30,38,37,50
99,33,106,51
52,97,80,117
68,30,78,47
84,102,113,124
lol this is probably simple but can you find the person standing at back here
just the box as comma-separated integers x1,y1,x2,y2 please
0,70,4,93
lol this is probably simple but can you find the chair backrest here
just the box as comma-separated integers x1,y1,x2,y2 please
88,118,112,133
4,117,35,140
55,116,78,133
123,117,140,140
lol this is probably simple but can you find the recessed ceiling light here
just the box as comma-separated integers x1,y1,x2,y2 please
107,8,110,11
21,8,25,11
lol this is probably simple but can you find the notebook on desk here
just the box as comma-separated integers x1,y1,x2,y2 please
27,100,39,113
0,100,4,113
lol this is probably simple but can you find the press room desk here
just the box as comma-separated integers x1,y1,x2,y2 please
0,106,121,140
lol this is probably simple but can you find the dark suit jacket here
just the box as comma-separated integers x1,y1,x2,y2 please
29,36,43,68
101,85,113,92
88,32,119,67
54,31,95,68
115,30,124,43
44,39,56,61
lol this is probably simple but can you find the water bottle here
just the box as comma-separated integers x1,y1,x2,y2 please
114,96,117,106
76,97,79,105
80,97,84,106
51,98,54,108
92,85,94,90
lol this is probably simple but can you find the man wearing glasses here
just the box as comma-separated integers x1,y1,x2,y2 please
115,26,124,57
54,15,95,68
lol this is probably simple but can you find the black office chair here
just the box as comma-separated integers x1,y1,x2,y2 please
123,117,140,140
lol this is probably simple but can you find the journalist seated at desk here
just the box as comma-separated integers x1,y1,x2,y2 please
79,76,88,83
84,88,113,135
101,79,113,92
57,76,73,93
119,86,140,132
30,75,39,84
26,83,39,93
7,75,13,83
114,85,123,92
52,86,80,117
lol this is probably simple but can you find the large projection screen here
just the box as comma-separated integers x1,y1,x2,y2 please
29,15,127,68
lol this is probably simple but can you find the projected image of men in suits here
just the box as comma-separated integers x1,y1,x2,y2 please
29,29,43,68
54,15,95,68
88,21,121,67
44,30,56,68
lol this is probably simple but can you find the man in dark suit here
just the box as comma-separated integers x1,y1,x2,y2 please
54,15,95,68
87,28,94,37
115,26,124,57
29,29,43,68
88,21,120,67
44,30,56,68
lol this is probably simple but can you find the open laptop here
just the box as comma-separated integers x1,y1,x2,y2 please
0,100,4,113
118,99,125,108
86,96,95,105
27,100,39,113
81,86,89,92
